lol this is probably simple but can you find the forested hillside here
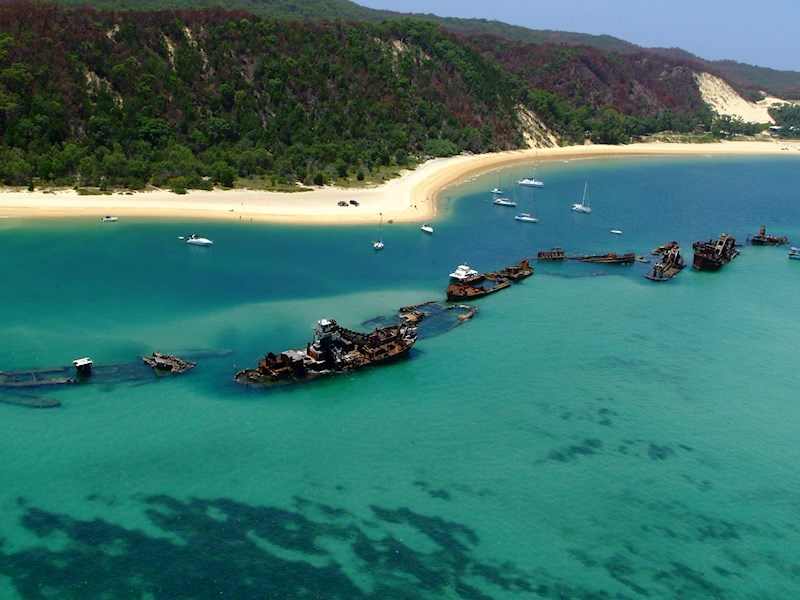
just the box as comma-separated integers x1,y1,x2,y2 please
0,3,529,188
0,3,733,189
29,0,800,99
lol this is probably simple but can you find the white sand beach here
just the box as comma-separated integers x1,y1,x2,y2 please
1,139,798,224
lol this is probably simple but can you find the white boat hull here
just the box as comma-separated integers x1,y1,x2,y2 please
514,213,538,223
518,178,544,188
187,236,213,246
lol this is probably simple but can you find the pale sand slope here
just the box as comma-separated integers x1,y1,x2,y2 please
1,140,799,224
694,72,792,124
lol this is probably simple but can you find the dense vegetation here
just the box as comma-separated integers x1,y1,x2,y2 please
770,104,800,138
0,3,779,190
468,37,716,144
0,3,528,188
30,0,800,99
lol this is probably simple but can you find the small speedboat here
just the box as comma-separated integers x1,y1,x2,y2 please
789,247,800,260
186,234,213,246
490,187,503,194
420,224,434,234
493,197,517,207
449,264,479,281
101,216,118,222
514,212,538,223
610,229,622,235
373,239,385,251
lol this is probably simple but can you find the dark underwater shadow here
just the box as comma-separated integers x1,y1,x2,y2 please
0,495,532,600
0,492,746,599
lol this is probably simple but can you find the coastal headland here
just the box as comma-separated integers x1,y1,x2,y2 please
1,140,798,224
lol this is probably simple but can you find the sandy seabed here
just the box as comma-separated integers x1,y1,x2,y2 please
1,140,798,224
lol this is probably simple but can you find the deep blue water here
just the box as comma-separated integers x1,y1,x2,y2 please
1,154,799,599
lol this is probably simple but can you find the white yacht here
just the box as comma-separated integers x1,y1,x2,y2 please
186,234,214,246
514,213,538,223
449,264,479,281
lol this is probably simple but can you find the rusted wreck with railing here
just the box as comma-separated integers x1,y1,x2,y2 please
235,318,418,385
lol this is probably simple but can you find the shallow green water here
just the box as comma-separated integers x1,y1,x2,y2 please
1,155,799,599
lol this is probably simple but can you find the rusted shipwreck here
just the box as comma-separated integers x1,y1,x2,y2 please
142,352,196,373
1,351,202,408
747,225,789,246
692,233,739,271
235,318,418,385
445,259,533,301
573,252,636,264
645,242,686,281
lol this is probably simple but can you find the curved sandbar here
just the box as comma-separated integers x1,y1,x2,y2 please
1,140,798,224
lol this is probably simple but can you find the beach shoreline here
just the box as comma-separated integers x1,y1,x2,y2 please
1,139,798,224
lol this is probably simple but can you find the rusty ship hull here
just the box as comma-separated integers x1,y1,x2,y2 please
234,319,417,386
692,233,739,271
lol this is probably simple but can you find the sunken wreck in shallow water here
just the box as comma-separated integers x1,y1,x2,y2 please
445,259,533,301
235,318,418,385
692,233,739,271
645,243,686,281
747,225,788,246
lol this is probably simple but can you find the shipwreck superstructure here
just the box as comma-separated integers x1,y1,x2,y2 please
692,233,739,271
235,319,417,385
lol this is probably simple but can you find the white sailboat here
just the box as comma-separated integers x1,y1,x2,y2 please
571,182,592,213
373,213,385,250
514,183,538,223
518,155,544,188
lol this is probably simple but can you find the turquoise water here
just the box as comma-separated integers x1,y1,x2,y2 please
1,155,800,599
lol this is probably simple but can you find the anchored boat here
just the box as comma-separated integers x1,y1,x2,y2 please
445,259,533,301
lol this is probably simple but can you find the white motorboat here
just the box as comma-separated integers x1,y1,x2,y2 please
571,183,591,213
493,197,516,207
372,240,385,250
517,177,544,188
610,229,622,235
490,187,503,194
101,215,118,222
186,234,214,246
420,224,434,234
449,264,479,281
789,247,800,260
